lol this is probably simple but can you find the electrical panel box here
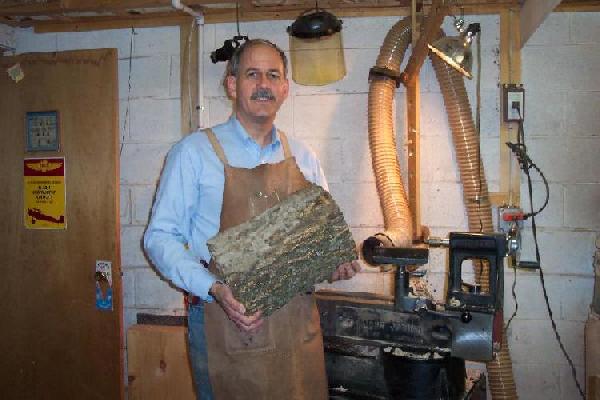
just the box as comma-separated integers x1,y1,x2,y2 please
502,84,525,122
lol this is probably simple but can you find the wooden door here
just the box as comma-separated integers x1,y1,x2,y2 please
0,49,122,399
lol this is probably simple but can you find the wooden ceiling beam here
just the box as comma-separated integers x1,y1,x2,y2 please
2,0,597,31
401,0,448,83
0,0,175,16
0,1,65,16
64,0,174,10
202,4,517,24
520,0,562,48
555,0,600,11
33,12,192,33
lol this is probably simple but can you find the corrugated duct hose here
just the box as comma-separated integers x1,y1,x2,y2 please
368,18,414,246
368,17,518,399
430,36,519,400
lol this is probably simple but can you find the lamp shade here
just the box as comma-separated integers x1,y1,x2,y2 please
288,10,346,86
428,36,473,79
289,33,346,85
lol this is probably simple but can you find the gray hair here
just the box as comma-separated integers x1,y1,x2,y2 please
225,39,288,79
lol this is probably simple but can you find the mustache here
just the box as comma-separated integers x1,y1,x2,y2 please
250,88,276,101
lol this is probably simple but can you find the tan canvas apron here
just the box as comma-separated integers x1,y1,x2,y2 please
203,128,329,400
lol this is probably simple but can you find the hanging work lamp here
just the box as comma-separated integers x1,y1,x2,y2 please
287,9,346,85
428,19,480,79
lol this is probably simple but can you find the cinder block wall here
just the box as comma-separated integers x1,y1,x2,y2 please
0,23,15,49
508,12,600,399
13,12,600,400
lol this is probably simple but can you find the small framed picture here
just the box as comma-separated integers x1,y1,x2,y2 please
26,111,60,152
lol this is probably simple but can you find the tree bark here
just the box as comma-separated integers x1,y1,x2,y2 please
207,184,357,316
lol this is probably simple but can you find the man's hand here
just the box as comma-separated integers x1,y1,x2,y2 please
331,260,361,282
210,282,263,333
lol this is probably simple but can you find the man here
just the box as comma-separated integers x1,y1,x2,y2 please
144,39,359,399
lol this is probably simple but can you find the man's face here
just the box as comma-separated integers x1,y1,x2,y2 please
226,44,289,125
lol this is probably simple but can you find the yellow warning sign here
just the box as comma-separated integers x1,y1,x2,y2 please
24,157,66,229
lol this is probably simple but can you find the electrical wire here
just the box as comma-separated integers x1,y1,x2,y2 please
235,2,241,36
506,115,550,219
509,109,586,400
475,27,483,233
526,159,586,400
505,261,518,330
120,27,136,157
472,27,485,288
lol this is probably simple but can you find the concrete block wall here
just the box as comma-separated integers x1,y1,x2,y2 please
13,11,599,399
508,12,600,399
0,23,15,50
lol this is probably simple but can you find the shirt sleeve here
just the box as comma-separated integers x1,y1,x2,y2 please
311,156,329,191
143,141,218,301
287,137,329,191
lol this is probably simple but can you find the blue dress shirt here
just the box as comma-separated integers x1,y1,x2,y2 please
144,117,328,301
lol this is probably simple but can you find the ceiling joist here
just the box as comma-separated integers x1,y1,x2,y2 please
1,0,598,31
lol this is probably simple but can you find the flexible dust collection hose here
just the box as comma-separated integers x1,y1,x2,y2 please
430,46,518,400
429,44,493,292
368,17,413,246
368,17,518,399
486,331,519,399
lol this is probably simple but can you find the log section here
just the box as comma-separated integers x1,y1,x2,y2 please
207,184,357,316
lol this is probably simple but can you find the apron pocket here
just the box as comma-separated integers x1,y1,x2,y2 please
225,320,276,354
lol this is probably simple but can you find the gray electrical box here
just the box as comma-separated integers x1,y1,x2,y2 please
502,83,525,122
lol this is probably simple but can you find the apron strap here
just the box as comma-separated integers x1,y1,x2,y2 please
278,130,292,160
205,128,229,166
206,127,292,165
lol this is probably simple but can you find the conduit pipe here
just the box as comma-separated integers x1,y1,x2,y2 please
368,17,518,399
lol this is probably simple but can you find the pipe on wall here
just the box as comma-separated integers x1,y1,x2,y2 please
368,17,518,399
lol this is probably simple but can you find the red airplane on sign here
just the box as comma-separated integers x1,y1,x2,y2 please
27,208,65,224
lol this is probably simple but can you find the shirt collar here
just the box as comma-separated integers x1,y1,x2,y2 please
229,116,281,151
